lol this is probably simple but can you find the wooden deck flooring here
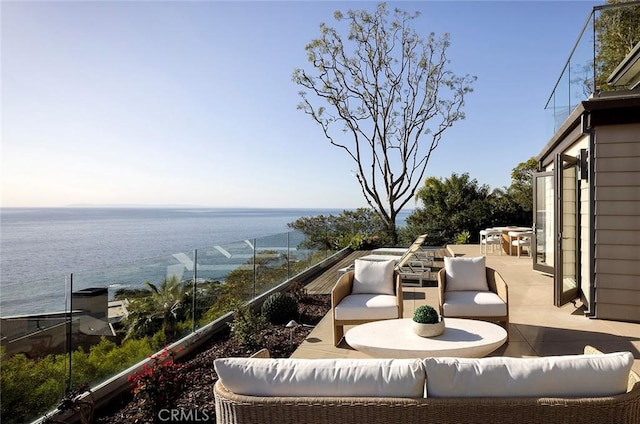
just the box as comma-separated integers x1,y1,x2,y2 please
304,247,451,294
305,250,371,294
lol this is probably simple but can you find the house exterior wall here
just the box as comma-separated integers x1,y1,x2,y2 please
592,123,640,321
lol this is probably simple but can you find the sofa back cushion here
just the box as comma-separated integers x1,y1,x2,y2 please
444,256,489,291
352,259,395,295
214,357,425,397
423,351,633,398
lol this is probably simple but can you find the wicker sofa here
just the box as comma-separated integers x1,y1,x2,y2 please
213,347,640,424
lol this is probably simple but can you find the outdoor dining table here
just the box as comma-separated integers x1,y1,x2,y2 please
491,226,532,255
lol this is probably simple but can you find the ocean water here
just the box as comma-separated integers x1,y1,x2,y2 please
0,207,409,316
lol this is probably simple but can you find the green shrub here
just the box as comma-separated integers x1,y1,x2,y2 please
261,292,299,324
0,337,153,424
454,230,471,244
229,302,268,349
412,305,440,324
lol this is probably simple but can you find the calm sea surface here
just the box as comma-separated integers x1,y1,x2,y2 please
0,207,409,316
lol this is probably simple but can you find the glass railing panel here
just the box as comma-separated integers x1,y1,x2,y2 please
1,229,334,424
0,274,71,424
62,251,195,392
193,239,259,325
252,232,292,297
545,11,595,134
545,2,640,137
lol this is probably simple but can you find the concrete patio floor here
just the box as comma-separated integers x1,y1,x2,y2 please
292,244,640,375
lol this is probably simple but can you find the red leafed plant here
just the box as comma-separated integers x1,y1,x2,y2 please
127,347,192,418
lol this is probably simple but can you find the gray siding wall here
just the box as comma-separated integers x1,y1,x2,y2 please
593,124,640,322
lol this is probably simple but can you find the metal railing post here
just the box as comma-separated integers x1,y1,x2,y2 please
253,238,257,299
193,249,197,333
67,273,73,393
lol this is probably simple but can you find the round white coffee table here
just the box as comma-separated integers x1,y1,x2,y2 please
345,318,507,358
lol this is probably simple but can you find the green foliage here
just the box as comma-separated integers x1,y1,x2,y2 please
261,292,299,324
0,337,153,424
125,275,187,341
128,348,193,419
1,352,66,424
293,3,476,244
229,302,268,349
406,173,493,245
413,305,440,324
454,230,471,244
595,0,640,90
405,158,537,245
288,208,390,250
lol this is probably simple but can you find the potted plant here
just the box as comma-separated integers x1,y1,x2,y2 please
411,305,445,337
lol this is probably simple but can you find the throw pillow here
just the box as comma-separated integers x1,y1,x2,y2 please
214,357,425,397
444,256,488,291
352,259,395,295
423,351,633,398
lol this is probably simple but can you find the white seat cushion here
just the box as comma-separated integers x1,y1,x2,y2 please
444,256,489,291
352,259,395,295
334,294,398,320
423,351,634,398
215,357,425,397
443,291,506,317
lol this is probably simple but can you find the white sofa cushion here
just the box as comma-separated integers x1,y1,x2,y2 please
444,256,488,291
423,351,634,398
442,291,506,317
352,259,395,295
334,294,398,320
214,358,425,397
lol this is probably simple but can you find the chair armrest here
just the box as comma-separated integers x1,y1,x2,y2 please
332,271,354,307
394,272,404,318
486,267,508,304
437,268,446,315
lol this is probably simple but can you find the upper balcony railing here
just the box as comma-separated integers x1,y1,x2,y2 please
545,1,640,133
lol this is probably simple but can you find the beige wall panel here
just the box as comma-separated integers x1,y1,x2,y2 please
595,201,640,215
595,216,640,230
595,304,640,322
594,186,640,201
595,142,640,157
596,124,640,143
596,289,640,305
595,230,640,245
595,245,640,260
595,258,640,274
596,273,640,290
596,172,640,186
596,157,640,172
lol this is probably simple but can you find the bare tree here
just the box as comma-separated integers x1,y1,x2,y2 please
292,3,476,243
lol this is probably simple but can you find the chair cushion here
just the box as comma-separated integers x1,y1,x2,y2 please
352,259,395,295
214,357,425,397
442,291,506,317
444,256,488,291
423,351,634,398
334,294,398,320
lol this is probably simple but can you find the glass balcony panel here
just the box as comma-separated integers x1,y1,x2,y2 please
545,3,640,137
0,275,70,423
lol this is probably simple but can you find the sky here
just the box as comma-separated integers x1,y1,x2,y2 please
1,0,602,209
